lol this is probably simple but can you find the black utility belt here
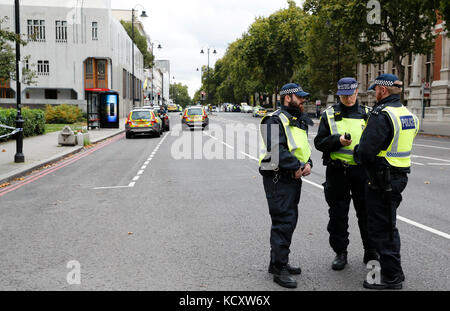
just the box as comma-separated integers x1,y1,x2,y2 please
263,170,296,180
328,160,359,168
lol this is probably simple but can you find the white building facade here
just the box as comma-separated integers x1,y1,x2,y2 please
0,0,145,119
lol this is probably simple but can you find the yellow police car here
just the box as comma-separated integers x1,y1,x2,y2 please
181,106,209,130
253,107,267,117
168,103,178,112
125,109,163,138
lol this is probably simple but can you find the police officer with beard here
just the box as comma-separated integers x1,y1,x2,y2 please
314,78,378,271
354,74,419,290
259,83,313,289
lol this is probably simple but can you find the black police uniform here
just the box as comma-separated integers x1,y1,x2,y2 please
354,94,409,283
260,105,313,270
314,101,375,257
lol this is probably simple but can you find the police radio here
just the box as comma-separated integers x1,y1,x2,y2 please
344,133,351,140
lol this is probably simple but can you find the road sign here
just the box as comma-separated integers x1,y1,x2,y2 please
423,82,431,97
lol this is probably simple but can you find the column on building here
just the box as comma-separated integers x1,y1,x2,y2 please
407,54,423,109
431,24,450,107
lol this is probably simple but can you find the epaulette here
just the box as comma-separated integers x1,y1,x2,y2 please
370,104,386,116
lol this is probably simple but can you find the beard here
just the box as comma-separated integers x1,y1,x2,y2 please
289,100,304,113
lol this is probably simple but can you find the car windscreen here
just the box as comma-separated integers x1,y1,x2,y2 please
131,111,152,120
187,108,203,116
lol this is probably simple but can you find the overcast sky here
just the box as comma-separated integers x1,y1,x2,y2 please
111,0,303,98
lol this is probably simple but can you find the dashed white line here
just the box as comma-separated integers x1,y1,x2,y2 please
412,162,425,166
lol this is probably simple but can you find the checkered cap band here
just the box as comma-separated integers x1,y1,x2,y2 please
374,79,395,87
280,87,303,96
337,83,358,90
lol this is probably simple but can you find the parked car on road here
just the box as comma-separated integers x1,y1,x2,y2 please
181,106,209,130
241,103,253,113
232,105,241,112
253,107,267,117
168,103,178,112
125,109,163,138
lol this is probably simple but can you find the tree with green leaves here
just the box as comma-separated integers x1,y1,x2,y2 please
302,0,360,101
170,83,191,108
0,17,36,86
244,0,309,108
120,20,154,69
345,0,437,95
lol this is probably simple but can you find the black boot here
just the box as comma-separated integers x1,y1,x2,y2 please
363,274,404,290
363,250,379,264
269,263,302,275
272,266,297,289
332,251,348,271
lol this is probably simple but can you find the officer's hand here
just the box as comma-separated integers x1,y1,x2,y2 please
295,168,303,179
302,164,311,177
340,135,352,146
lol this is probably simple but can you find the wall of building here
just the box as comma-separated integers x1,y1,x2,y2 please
0,0,145,118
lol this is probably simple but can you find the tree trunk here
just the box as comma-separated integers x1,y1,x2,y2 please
393,54,406,104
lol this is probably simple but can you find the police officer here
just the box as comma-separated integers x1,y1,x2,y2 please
259,83,313,289
314,78,378,271
354,74,419,290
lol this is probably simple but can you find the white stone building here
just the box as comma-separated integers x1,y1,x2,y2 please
0,0,145,119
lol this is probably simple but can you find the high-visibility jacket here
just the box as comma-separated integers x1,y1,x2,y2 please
376,105,419,168
259,110,311,168
325,106,369,165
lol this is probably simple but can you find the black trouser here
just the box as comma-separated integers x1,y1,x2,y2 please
263,175,302,267
366,172,408,280
324,164,374,254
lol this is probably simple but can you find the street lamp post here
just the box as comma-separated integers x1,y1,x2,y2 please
150,41,162,105
131,5,147,108
14,0,24,163
200,48,217,109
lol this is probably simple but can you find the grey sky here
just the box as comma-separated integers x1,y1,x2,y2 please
111,0,303,98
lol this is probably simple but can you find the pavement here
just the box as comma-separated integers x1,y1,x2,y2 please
0,119,125,184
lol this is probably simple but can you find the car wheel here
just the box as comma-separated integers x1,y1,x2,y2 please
126,132,132,139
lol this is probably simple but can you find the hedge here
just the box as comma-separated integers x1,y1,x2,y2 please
0,108,46,141
45,104,84,124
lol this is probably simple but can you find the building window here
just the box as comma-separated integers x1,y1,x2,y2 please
365,64,370,89
37,60,49,75
425,53,434,83
407,53,413,86
85,58,94,80
27,20,46,41
123,69,127,99
56,21,67,42
45,89,57,99
92,22,98,40
377,63,384,76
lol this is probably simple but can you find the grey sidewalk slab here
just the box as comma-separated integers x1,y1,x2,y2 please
0,119,125,184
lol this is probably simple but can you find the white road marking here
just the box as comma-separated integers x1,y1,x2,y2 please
94,186,132,190
397,216,450,240
128,182,136,187
411,162,425,166
206,130,450,241
133,176,140,181
414,143,450,151
412,155,450,163
137,170,144,175
428,163,450,166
